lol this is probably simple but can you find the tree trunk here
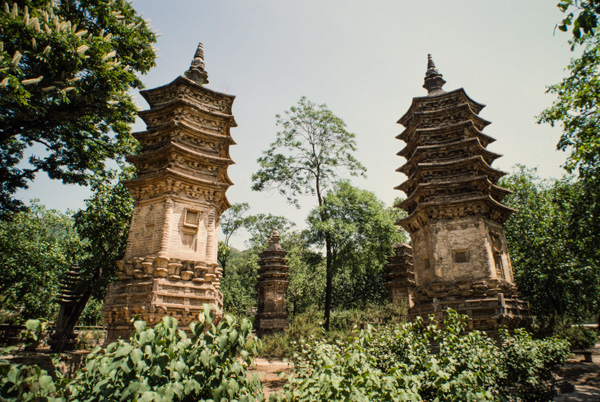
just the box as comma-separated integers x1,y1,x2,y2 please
324,234,333,331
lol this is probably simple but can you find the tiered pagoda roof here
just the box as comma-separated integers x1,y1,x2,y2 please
125,43,236,216
396,55,515,233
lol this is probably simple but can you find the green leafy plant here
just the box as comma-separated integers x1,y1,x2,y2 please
67,306,263,401
0,306,264,401
20,318,49,350
274,310,570,401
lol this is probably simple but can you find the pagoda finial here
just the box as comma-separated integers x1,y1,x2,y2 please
186,42,209,84
269,228,280,245
423,54,446,96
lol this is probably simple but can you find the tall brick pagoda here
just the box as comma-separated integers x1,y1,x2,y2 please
395,55,529,331
255,228,290,336
102,43,236,342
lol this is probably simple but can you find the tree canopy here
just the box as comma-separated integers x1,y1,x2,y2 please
0,0,157,217
307,181,405,310
0,200,82,322
500,166,600,325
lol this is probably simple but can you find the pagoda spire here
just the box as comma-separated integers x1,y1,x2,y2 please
423,54,446,96
186,42,209,84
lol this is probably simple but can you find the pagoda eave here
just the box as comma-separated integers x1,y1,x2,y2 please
127,141,235,167
138,97,237,129
133,120,236,146
124,168,231,193
398,88,486,127
396,175,510,209
398,196,517,231
140,75,235,105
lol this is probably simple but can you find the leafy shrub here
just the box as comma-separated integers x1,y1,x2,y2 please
329,303,407,331
563,325,598,350
0,354,59,402
498,328,572,401
275,310,570,401
68,306,262,401
0,306,263,401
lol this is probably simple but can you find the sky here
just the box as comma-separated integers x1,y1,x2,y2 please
19,0,577,249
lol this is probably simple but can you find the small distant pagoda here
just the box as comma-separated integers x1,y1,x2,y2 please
395,55,529,331
102,43,236,342
255,229,289,336
385,243,415,309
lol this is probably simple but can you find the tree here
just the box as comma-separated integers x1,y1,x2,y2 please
500,166,600,326
252,96,366,329
217,202,252,274
537,2,600,325
0,200,82,322
244,213,296,249
557,0,600,42
307,181,405,310
52,169,133,351
0,0,157,217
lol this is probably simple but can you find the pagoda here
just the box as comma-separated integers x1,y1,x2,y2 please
395,55,529,331
385,243,415,310
102,43,236,342
255,229,290,336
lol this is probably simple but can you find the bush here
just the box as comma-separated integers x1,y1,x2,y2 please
275,310,571,401
0,306,264,401
563,325,598,350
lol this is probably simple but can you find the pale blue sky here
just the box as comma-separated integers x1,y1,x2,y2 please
19,0,576,248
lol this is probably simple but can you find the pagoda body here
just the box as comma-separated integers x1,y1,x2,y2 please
102,44,236,342
395,56,529,331
385,243,415,309
255,229,289,336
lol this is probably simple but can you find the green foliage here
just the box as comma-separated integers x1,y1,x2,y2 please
244,213,296,249
221,247,259,317
562,325,599,349
499,328,572,401
0,200,82,322
21,318,49,343
69,307,263,401
0,307,263,401
0,356,59,402
73,169,133,301
252,96,366,207
307,181,405,310
251,96,367,330
218,202,253,271
275,310,571,401
500,166,600,323
77,297,105,326
285,232,325,316
557,0,600,42
0,0,157,216
260,305,407,360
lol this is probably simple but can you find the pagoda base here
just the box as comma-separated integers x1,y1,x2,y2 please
255,313,288,337
409,279,530,333
102,272,223,345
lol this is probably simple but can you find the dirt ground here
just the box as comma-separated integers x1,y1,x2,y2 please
252,350,600,400
554,350,600,401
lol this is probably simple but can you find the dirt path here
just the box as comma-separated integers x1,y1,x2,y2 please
250,358,292,398
554,350,600,401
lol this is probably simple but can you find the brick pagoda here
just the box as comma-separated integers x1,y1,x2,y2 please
102,43,236,342
385,243,415,310
255,229,290,336
395,55,529,331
